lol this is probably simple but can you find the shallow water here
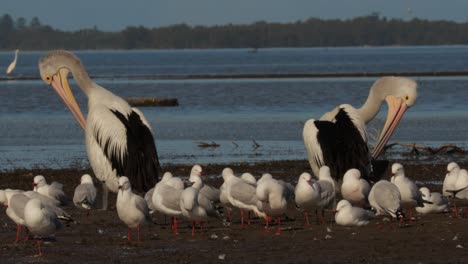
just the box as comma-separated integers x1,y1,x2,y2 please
1,47,468,170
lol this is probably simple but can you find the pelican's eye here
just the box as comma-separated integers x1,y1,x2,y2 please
45,75,52,84
405,95,409,101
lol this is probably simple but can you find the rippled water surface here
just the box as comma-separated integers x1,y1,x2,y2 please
1,46,468,169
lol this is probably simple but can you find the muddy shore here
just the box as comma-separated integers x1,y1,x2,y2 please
1,159,468,263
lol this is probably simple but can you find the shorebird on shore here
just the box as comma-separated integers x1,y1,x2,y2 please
116,177,152,241
39,50,162,210
303,77,417,182
334,199,374,226
73,174,97,216
33,175,68,206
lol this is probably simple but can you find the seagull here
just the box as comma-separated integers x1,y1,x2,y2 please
415,187,449,214
315,166,337,224
24,198,62,256
190,165,220,203
73,174,97,216
116,177,152,241
443,162,460,196
152,172,184,233
334,199,374,226
368,180,403,220
33,175,68,205
1,189,27,242
294,172,321,226
180,173,220,236
341,168,370,207
391,163,426,221
144,187,156,214
256,176,288,233
224,168,266,227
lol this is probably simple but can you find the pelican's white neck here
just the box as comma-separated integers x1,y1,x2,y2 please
357,85,383,124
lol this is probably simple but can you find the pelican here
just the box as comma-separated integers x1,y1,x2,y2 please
6,49,19,75
39,50,162,209
303,76,417,181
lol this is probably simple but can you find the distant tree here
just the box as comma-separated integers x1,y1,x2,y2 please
30,16,42,29
16,17,27,30
0,14,14,48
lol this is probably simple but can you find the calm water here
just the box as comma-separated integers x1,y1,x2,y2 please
1,46,468,170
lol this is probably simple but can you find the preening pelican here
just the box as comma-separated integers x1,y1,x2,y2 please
39,50,162,209
303,77,417,181
6,49,19,75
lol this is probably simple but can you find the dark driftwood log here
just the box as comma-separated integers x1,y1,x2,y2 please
383,142,466,155
125,97,179,107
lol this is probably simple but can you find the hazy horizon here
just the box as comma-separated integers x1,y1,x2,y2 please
3,0,468,31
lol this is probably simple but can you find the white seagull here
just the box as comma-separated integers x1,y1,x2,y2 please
190,165,220,203
39,50,162,210
73,174,97,216
33,175,68,205
341,168,370,207
368,180,403,220
116,177,152,241
415,187,449,214
443,162,461,196
294,172,321,226
152,172,184,233
303,77,417,181
180,173,220,235
391,163,426,221
24,198,62,256
334,200,374,226
315,166,337,224
256,176,288,233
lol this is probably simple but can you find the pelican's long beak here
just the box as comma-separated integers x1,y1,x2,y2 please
50,68,86,130
372,96,408,158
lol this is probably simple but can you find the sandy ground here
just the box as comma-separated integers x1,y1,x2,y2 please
1,159,468,263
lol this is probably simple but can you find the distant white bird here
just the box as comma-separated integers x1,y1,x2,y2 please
368,180,403,220
152,172,184,233
33,175,68,205
224,168,266,226
415,187,449,214
341,168,370,207
315,166,337,224
294,172,321,226
6,49,19,75
334,200,374,226
73,174,97,216
391,163,425,221
1,189,26,242
24,198,62,256
443,162,461,196
116,177,151,241
180,173,220,235
256,176,288,233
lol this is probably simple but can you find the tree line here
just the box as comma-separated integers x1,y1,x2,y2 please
1,13,468,50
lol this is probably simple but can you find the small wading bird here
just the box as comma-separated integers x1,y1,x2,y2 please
6,49,19,75
39,50,162,209
303,77,417,181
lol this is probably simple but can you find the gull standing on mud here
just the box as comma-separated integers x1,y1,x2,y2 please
190,165,220,203
315,166,337,224
116,177,151,241
73,174,97,215
334,200,374,226
415,187,449,214
443,162,461,196
0,189,27,241
368,180,403,220
391,163,425,220
256,175,288,233
39,50,162,210
24,198,62,256
303,77,417,181
341,168,370,207
152,172,184,233
33,175,68,205
294,172,321,226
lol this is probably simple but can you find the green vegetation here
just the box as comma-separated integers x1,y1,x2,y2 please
1,13,468,50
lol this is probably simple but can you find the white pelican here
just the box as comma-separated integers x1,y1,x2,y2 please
6,49,19,75
39,50,162,209
303,77,417,181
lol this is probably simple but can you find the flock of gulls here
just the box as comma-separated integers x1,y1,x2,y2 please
0,49,464,257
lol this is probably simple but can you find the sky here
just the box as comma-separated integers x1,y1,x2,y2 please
3,0,468,31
